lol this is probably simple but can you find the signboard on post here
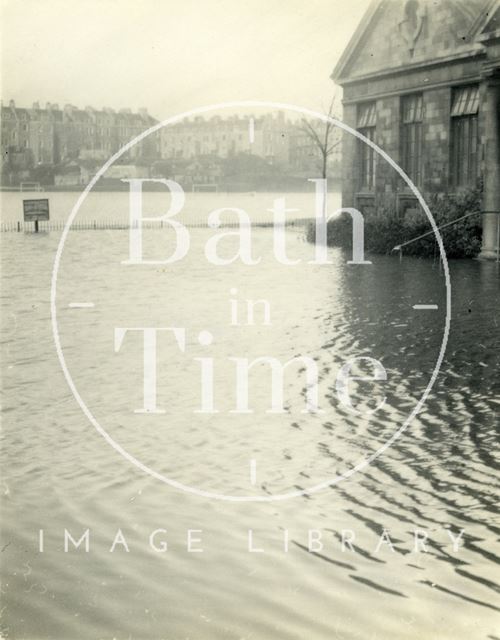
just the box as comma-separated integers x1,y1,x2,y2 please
23,199,50,221
23,199,49,232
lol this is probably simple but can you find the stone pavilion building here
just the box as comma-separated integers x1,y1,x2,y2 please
332,0,500,259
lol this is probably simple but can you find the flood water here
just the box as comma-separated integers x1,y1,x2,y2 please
1,191,499,639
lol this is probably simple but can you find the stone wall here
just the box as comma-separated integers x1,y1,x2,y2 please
339,63,484,215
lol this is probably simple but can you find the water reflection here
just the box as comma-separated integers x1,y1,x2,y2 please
0,227,499,639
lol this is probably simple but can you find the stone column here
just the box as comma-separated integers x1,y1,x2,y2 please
479,78,500,260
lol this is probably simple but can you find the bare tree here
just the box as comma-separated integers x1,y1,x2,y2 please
300,95,341,180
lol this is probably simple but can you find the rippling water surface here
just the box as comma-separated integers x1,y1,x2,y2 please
1,192,499,639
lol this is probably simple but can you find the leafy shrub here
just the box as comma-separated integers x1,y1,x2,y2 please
307,185,483,259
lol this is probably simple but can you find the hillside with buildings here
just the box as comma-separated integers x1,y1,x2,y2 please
0,101,341,191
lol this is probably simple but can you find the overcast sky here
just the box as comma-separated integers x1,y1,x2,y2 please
1,0,371,119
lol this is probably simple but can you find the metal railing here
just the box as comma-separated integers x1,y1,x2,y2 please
0,217,315,233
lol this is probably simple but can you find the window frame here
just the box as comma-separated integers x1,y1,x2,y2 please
356,102,377,192
400,93,423,187
450,85,479,188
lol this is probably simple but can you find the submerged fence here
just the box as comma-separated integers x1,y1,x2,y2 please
0,217,315,233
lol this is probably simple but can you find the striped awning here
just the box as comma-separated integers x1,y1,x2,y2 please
451,86,479,117
357,102,376,127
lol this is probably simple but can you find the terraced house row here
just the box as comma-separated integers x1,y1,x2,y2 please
1,100,160,173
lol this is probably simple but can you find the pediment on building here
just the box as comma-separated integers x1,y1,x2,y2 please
332,0,494,84
471,0,500,40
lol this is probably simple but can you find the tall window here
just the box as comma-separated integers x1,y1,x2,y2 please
401,94,423,185
451,86,479,187
357,102,376,190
